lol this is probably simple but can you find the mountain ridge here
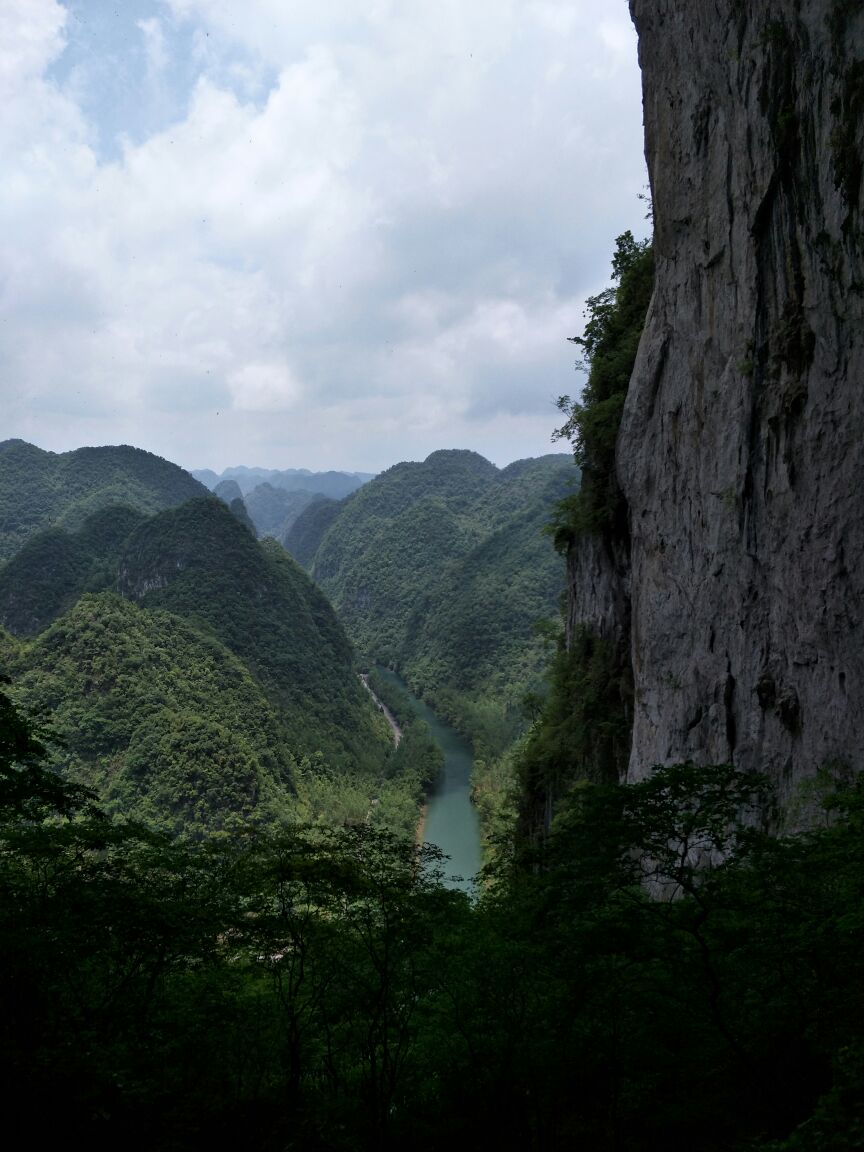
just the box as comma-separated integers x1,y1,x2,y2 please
0,439,207,563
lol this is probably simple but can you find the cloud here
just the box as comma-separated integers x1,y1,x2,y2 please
1,0,647,471
138,17,168,76
229,361,301,412
0,0,67,88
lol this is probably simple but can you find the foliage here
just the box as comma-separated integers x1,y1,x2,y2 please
310,452,574,765
552,231,654,543
117,498,392,773
4,691,864,1152
0,438,205,562
0,505,147,635
516,625,634,837
0,464,423,840
514,232,655,836
7,593,298,836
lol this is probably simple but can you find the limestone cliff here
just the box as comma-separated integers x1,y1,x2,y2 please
570,1,864,811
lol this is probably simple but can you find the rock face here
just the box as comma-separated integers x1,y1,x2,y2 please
576,1,864,810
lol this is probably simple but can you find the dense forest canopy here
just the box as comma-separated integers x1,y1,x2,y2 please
4,682,864,1150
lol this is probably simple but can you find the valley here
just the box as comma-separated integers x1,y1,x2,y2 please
0,438,568,860
2,1,864,1147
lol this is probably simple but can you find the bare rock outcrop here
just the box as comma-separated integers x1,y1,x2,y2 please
589,1,864,810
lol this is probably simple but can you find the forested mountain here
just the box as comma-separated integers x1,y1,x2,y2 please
307,449,576,758
0,464,397,833
11,594,297,836
243,483,319,539
0,439,206,562
116,498,388,771
282,494,341,566
0,504,147,635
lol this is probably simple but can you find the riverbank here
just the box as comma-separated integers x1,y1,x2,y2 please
415,800,428,846
374,667,481,892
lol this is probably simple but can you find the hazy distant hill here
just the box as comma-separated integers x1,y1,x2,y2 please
194,464,375,500
0,439,206,563
213,478,244,504
307,450,576,753
243,483,318,538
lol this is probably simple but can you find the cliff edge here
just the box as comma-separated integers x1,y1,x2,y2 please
578,1,864,810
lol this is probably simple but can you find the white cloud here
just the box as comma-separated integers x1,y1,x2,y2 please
0,0,647,471
229,361,301,412
0,0,67,89
138,16,168,76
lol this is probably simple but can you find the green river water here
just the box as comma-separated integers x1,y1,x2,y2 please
376,669,482,893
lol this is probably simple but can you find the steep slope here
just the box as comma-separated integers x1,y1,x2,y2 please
310,451,574,751
10,594,295,837
282,495,341,568
312,451,499,663
563,1,864,812
0,505,147,636
405,457,575,747
1,490,395,834
0,440,206,562
117,497,390,772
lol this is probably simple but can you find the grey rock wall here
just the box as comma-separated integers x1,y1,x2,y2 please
602,1,864,810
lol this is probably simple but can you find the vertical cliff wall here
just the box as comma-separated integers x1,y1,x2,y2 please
570,1,864,811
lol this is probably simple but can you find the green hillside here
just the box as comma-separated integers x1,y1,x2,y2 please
309,450,576,758
9,593,296,837
0,482,399,836
282,494,341,567
408,459,577,752
312,451,497,657
0,439,206,562
0,505,147,636
116,497,391,772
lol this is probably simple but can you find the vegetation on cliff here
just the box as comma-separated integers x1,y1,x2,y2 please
552,230,654,544
516,232,654,834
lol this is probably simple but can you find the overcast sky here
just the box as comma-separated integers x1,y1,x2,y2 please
1,0,648,474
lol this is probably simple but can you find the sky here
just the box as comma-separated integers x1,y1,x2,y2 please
1,0,648,474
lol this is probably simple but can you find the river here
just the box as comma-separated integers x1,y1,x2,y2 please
375,668,482,894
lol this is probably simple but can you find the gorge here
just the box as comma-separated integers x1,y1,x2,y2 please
2,2,864,1148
